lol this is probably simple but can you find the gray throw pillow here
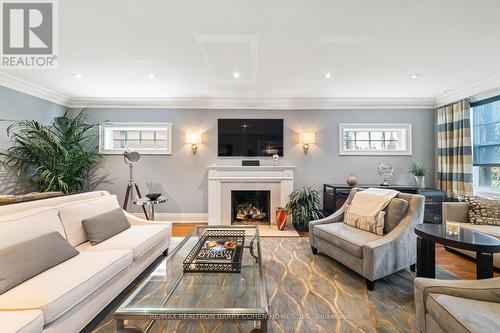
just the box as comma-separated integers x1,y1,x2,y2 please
82,208,130,245
0,232,79,294
383,198,409,234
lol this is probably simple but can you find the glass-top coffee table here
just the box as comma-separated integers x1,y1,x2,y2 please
114,225,268,333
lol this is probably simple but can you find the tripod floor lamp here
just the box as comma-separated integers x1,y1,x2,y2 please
122,150,149,220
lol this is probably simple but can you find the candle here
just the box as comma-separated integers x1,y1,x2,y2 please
446,221,460,235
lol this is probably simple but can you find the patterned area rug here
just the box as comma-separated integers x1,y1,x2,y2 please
92,237,457,333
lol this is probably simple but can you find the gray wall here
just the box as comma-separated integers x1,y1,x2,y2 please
76,108,436,213
0,87,66,193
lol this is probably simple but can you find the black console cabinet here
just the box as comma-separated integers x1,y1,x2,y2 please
323,184,447,224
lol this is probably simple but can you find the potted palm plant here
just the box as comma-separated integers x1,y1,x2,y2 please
408,161,428,189
285,187,324,232
1,110,104,193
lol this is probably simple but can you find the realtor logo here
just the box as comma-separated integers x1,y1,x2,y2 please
1,0,57,68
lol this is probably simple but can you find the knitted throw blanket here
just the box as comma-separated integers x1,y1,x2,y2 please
344,188,399,235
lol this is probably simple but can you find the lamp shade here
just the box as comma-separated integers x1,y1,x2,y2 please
299,132,316,144
186,132,202,144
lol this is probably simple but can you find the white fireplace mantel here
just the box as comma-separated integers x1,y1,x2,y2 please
207,165,295,225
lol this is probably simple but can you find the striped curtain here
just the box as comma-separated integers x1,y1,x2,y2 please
437,100,473,198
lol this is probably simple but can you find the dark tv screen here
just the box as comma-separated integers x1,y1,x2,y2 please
218,119,284,157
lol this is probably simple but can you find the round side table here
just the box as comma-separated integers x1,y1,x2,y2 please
134,197,167,221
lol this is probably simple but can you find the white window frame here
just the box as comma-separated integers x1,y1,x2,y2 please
99,122,172,155
470,104,500,198
473,167,500,199
339,123,412,156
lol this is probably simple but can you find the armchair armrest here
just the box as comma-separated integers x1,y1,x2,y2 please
309,187,363,229
442,202,469,225
123,210,172,228
414,278,500,333
308,206,345,248
309,207,345,227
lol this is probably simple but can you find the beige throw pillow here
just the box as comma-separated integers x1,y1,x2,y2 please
461,195,500,226
344,204,386,235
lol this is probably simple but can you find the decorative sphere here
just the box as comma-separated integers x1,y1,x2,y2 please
346,175,358,186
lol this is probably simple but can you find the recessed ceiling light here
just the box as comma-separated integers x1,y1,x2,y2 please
233,71,240,79
410,74,421,79
148,74,155,79
72,73,83,79
325,72,332,79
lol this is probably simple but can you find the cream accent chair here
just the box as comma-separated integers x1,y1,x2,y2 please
442,202,500,268
309,188,425,290
0,191,171,333
415,277,500,333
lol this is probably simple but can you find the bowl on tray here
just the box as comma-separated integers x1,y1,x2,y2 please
146,193,162,201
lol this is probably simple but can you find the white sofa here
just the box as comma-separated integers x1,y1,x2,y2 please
442,202,499,268
0,191,172,333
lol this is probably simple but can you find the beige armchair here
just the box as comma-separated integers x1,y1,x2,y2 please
309,188,425,290
442,202,500,268
414,277,500,333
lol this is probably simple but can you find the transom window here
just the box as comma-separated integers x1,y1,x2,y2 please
471,96,500,195
339,123,412,155
99,123,172,155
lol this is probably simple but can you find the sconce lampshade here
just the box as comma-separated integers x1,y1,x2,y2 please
299,132,316,144
186,132,202,144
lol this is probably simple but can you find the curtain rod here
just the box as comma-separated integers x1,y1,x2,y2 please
437,97,471,109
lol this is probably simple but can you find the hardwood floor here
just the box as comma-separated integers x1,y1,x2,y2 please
435,244,500,279
172,223,499,280
171,222,205,237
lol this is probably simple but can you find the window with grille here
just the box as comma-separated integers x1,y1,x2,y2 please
471,96,500,194
99,123,172,154
339,123,412,155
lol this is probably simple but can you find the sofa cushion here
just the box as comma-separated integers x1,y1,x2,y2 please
0,250,132,325
0,208,65,250
461,195,500,226
0,232,79,294
77,225,169,260
426,293,500,333
82,208,130,245
383,198,409,234
58,195,121,246
0,309,44,333
313,223,382,258
457,222,500,239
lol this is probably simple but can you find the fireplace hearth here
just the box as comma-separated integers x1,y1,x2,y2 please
231,190,271,225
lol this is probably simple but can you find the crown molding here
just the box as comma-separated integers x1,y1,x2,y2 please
3,72,500,110
435,75,500,107
68,96,436,110
0,72,70,106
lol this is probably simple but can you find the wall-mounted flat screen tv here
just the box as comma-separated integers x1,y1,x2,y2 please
218,119,284,157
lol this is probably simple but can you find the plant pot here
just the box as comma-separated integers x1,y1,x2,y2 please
293,222,310,232
292,215,310,232
414,175,425,188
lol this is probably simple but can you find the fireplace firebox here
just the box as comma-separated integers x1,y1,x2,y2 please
231,190,271,225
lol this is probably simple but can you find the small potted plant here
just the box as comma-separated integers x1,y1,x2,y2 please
285,187,324,232
408,161,428,188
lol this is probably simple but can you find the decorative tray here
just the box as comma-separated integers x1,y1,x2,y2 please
183,229,245,273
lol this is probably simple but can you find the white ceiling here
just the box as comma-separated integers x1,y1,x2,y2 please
1,0,500,108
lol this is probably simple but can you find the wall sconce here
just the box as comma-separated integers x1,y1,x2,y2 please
186,132,202,154
299,132,316,154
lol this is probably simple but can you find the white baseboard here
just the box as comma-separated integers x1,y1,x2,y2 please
132,212,208,222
